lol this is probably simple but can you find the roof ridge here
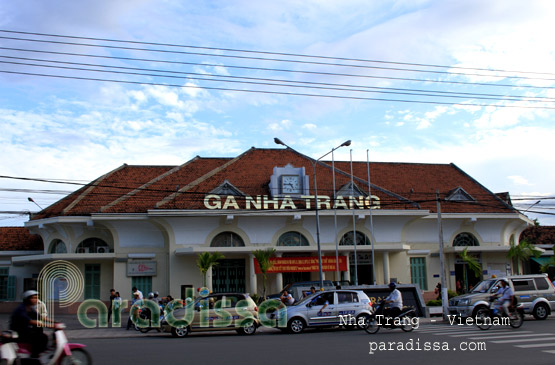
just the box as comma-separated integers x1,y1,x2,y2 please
62,164,128,214
156,147,256,208
100,157,201,212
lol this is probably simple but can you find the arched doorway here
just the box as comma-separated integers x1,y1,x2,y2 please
453,233,482,293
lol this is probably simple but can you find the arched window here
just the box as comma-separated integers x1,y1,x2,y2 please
339,231,370,246
211,232,245,247
49,239,67,254
277,232,309,246
76,238,110,253
453,232,479,247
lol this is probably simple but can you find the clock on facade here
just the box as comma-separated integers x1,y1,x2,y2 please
281,175,301,194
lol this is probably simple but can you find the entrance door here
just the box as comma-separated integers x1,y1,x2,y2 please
349,253,373,285
212,259,246,293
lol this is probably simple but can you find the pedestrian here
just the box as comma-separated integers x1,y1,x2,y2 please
107,288,116,323
126,292,140,330
132,286,143,299
153,291,161,304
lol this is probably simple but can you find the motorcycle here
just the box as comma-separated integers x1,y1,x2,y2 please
138,304,165,334
364,300,418,334
1,323,91,365
475,295,524,330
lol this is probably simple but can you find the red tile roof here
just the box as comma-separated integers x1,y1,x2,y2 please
31,147,515,218
520,226,555,245
0,227,44,251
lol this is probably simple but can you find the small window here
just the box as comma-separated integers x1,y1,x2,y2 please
340,231,370,246
338,292,356,304
453,233,479,247
511,279,535,292
534,278,549,290
49,240,67,254
277,232,309,246
211,232,245,247
76,238,110,253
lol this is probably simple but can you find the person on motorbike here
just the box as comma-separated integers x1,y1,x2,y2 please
384,282,403,318
9,290,55,358
494,279,515,318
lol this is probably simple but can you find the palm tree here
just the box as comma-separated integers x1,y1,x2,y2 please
458,247,482,292
196,252,225,287
252,248,276,299
508,239,542,274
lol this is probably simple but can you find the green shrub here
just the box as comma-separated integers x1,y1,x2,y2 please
426,299,442,306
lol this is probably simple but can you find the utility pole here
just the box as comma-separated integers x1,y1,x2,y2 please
436,190,448,320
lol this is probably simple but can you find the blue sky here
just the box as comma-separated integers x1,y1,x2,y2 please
0,0,554,226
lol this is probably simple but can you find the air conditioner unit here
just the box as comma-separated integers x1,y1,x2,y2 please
77,247,89,253
97,247,108,254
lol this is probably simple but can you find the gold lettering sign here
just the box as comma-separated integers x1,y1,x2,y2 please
203,195,380,210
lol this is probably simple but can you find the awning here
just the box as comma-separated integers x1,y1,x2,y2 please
530,256,554,266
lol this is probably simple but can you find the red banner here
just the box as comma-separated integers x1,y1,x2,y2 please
254,256,347,273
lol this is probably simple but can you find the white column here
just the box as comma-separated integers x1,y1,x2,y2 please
382,252,390,284
207,267,213,292
345,252,351,283
275,252,283,293
248,254,257,295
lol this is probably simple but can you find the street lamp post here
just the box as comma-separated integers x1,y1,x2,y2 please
274,138,351,290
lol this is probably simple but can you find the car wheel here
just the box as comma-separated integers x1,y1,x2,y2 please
533,303,549,320
171,326,189,338
288,318,306,334
237,320,257,335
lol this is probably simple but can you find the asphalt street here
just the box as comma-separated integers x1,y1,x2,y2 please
69,317,555,365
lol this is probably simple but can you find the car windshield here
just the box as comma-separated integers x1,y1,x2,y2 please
470,280,496,293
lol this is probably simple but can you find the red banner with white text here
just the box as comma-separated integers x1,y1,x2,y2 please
254,256,347,273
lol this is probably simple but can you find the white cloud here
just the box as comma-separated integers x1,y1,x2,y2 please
507,176,532,186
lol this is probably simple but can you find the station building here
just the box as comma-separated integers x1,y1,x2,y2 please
2,147,533,302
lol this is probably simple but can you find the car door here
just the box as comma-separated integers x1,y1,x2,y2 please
306,292,338,326
511,278,535,312
336,291,358,325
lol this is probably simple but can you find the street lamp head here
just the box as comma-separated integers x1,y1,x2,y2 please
274,137,286,146
341,140,351,147
28,197,33,202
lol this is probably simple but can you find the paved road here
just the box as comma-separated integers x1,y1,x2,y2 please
3,314,554,364
77,317,555,364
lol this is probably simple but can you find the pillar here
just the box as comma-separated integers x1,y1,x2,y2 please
382,252,390,284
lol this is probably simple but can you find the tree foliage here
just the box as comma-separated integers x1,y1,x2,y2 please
196,252,225,287
252,248,276,299
508,239,542,274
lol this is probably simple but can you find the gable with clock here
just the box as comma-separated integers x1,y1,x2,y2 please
269,164,309,197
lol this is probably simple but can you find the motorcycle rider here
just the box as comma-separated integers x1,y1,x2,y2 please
384,282,403,318
9,290,55,358
495,279,515,318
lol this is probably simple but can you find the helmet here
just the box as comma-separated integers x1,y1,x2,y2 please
148,292,154,298
500,278,509,285
23,290,38,299
388,282,397,289
154,291,159,296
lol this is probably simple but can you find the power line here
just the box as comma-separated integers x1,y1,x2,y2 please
2,55,555,102
4,59,555,104
2,29,555,78
3,46,555,91
3,69,555,110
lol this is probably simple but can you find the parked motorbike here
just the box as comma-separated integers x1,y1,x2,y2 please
475,296,524,330
364,300,418,334
1,323,91,365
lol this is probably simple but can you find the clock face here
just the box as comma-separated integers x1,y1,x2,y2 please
281,175,301,194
